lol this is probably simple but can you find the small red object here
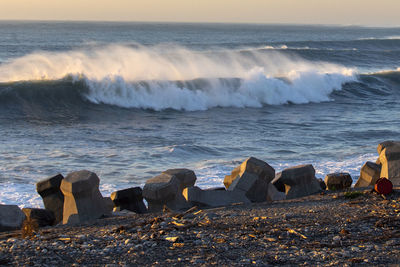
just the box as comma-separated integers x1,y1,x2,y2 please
374,178,393,195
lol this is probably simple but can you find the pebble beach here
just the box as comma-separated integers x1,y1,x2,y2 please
1,188,399,266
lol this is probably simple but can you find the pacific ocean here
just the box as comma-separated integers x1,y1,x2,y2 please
0,22,399,207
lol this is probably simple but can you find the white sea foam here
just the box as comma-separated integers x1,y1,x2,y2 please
194,153,378,189
358,35,400,40
0,44,356,111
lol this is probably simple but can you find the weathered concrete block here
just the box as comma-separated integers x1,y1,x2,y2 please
274,164,321,199
143,169,196,212
354,162,381,188
325,173,352,191
266,183,286,201
22,208,55,227
60,170,110,224
0,204,26,232
103,197,114,215
110,187,147,214
378,141,400,186
183,186,250,208
271,172,284,192
317,178,327,191
224,157,275,202
162,169,196,189
36,174,64,224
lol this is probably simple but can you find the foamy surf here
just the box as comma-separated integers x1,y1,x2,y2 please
0,44,356,111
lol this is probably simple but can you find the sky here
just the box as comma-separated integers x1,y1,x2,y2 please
0,0,399,27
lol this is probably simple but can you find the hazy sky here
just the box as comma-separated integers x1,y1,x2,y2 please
1,0,399,26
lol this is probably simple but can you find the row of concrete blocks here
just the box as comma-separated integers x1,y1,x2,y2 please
0,170,149,232
0,157,322,231
143,157,322,212
3,139,399,231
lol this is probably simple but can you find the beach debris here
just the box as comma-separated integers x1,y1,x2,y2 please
22,208,55,227
224,157,275,202
165,236,179,242
374,178,393,195
272,164,321,199
143,169,196,212
287,228,307,239
36,174,65,224
110,187,147,214
173,243,184,248
0,204,26,232
377,141,400,186
60,170,111,224
343,191,364,199
325,173,352,191
354,161,381,188
21,217,39,238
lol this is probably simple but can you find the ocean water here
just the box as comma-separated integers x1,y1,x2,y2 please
0,22,399,208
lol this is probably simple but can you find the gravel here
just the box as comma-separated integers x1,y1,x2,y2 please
0,189,399,266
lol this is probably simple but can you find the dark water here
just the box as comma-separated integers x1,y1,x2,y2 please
0,22,399,207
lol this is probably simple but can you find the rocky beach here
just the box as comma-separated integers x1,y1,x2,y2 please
0,188,399,266
1,141,400,266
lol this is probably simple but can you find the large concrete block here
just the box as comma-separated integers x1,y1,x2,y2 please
110,187,147,214
143,169,196,212
378,141,400,186
162,169,196,189
271,172,284,192
274,164,321,199
324,173,352,191
183,186,250,208
22,208,55,227
103,197,114,214
60,170,110,224
224,157,275,202
36,174,64,224
266,183,286,201
0,204,26,232
354,161,381,188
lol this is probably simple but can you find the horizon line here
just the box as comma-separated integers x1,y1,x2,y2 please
0,19,399,28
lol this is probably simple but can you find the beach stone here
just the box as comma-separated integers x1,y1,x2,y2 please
224,157,275,202
143,169,196,212
377,141,400,186
183,186,250,207
0,204,26,232
36,174,64,224
60,170,110,224
325,173,352,190
354,162,381,188
110,187,147,214
274,164,321,199
22,208,55,227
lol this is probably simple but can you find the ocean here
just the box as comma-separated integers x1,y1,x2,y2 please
0,21,399,207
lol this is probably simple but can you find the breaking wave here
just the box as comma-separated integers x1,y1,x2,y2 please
0,44,358,111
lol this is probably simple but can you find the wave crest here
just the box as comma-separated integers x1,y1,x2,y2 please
0,44,356,111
